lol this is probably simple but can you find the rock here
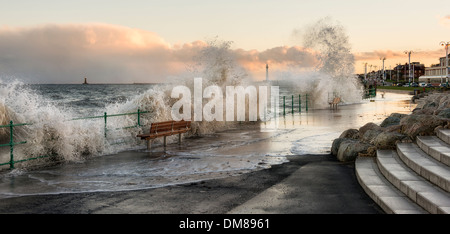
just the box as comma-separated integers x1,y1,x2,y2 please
338,129,359,139
437,98,450,110
380,116,401,127
331,138,352,156
331,92,450,162
358,122,382,139
373,131,407,150
422,101,437,110
437,108,450,119
385,124,402,133
400,114,447,138
412,108,435,115
389,113,407,119
361,129,383,144
379,113,408,128
337,140,372,162
359,146,377,157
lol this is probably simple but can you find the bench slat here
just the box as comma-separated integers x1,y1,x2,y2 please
137,120,191,142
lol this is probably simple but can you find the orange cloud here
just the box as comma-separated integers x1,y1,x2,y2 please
353,49,445,73
0,24,204,83
439,15,450,28
234,46,318,72
0,24,320,83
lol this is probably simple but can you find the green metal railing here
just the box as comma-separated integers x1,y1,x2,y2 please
364,88,376,99
70,109,150,137
282,94,309,116
0,121,38,169
0,109,150,170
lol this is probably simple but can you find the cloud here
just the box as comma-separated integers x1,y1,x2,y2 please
439,15,450,28
353,49,445,74
354,50,404,61
354,49,443,62
0,24,204,83
0,23,319,83
234,46,318,72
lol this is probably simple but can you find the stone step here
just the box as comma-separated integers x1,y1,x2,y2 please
377,150,450,214
396,143,450,193
417,136,450,166
355,156,426,214
436,128,450,145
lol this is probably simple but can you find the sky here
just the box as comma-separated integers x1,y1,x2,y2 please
0,0,449,83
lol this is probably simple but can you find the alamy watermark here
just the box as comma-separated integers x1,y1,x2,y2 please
170,78,279,123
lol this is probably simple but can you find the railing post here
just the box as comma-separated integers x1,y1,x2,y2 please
299,94,301,113
306,94,308,112
291,95,294,114
9,121,14,169
104,112,107,138
137,108,141,127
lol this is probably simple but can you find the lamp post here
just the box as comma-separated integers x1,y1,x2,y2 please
374,65,378,82
440,41,449,86
396,63,400,83
363,62,367,81
404,51,413,86
380,57,386,84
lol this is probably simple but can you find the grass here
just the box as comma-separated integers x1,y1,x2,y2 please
376,86,428,91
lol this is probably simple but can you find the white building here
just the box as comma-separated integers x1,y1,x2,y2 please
419,55,450,84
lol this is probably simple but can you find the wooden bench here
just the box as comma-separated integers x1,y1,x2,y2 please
329,97,341,109
137,120,191,150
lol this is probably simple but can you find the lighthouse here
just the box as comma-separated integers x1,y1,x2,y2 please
83,77,88,84
266,63,269,81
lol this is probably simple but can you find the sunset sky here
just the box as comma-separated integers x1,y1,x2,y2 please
0,0,449,83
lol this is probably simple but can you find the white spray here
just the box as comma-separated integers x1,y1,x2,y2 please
286,17,364,108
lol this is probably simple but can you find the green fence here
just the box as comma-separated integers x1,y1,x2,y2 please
0,109,149,170
364,88,376,99
282,94,309,116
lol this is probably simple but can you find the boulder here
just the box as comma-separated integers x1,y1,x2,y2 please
358,122,382,139
437,108,450,119
400,114,446,138
385,124,402,133
331,138,353,156
389,113,407,119
422,101,437,110
412,108,435,115
338,129,359,139
380,116,401,127
337,140,372,162
361,129,383,144
373,131,407,150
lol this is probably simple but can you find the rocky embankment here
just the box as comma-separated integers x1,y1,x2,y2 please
331,91,450,162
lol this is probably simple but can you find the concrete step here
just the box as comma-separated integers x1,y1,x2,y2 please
417,136,450,166
396,143,450,193
436,128,450,145
377,150,450,214
355,156,426,214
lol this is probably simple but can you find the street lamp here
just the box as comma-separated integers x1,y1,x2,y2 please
404,51,413,86
380,57,386,83
440,41,450,86
363,62,368,81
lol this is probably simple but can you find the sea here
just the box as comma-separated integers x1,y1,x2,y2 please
0,82,415,198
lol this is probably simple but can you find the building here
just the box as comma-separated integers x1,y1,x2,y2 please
418,55,450,84
392,62,425,83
